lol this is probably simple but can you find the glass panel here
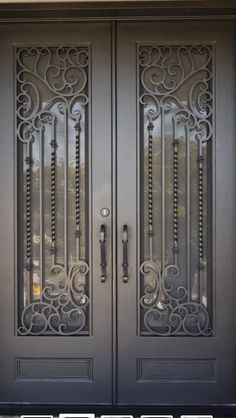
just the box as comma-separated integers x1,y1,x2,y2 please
139,45,213,336
16,46,90,336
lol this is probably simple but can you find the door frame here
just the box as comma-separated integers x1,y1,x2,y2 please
0,2,235,416
1,1,236,22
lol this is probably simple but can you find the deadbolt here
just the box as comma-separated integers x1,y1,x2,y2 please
100,207,110,217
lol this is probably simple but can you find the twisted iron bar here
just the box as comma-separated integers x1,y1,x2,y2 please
25,152,33,271
75,115,82,260
50,139,58,259
147,121,154,240
198,153,204,270
173,139,179,254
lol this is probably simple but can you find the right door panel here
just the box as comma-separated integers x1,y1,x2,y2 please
117,22,236,405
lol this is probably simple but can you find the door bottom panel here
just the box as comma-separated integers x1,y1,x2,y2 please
0,404,236,416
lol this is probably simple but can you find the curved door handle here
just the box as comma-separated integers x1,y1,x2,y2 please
122,225,128,283
100,224,107,282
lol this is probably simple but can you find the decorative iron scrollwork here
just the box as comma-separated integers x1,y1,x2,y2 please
139,45,213,336
19,260,89,336
17,46,90,336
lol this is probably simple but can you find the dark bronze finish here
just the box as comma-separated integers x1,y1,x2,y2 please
139,44,213,336
0,10,235,411
116,21,236,405
100,224,107,282
122,224,128,283
1,2,236,21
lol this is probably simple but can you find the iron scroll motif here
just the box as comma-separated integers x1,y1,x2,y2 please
139,45,213,336
19,261,89,336
17,46,90,335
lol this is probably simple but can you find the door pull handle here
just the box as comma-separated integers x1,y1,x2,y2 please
100,224,107,282
122,225,128,283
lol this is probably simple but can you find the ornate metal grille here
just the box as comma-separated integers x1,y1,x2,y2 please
138,44,213,336
16,46,90,335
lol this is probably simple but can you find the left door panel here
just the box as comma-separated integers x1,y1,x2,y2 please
0,23,112,404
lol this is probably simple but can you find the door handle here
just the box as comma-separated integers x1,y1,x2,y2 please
122,225,128,283
100,224,107,282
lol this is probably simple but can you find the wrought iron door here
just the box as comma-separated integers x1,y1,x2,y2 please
0,20,236,409
0,23,112,404
116,22,236,405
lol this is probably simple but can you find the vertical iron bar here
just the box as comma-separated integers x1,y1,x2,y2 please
39,128,44,301
186,125,191,302
25,140,33,303
50,123,57,266
173,135,179,266
161,109,165,271
147,120,154,260
198,140,204,304
75,114,81,261
64,108,68,271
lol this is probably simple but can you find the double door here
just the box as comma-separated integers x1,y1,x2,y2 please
0,21,235,407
